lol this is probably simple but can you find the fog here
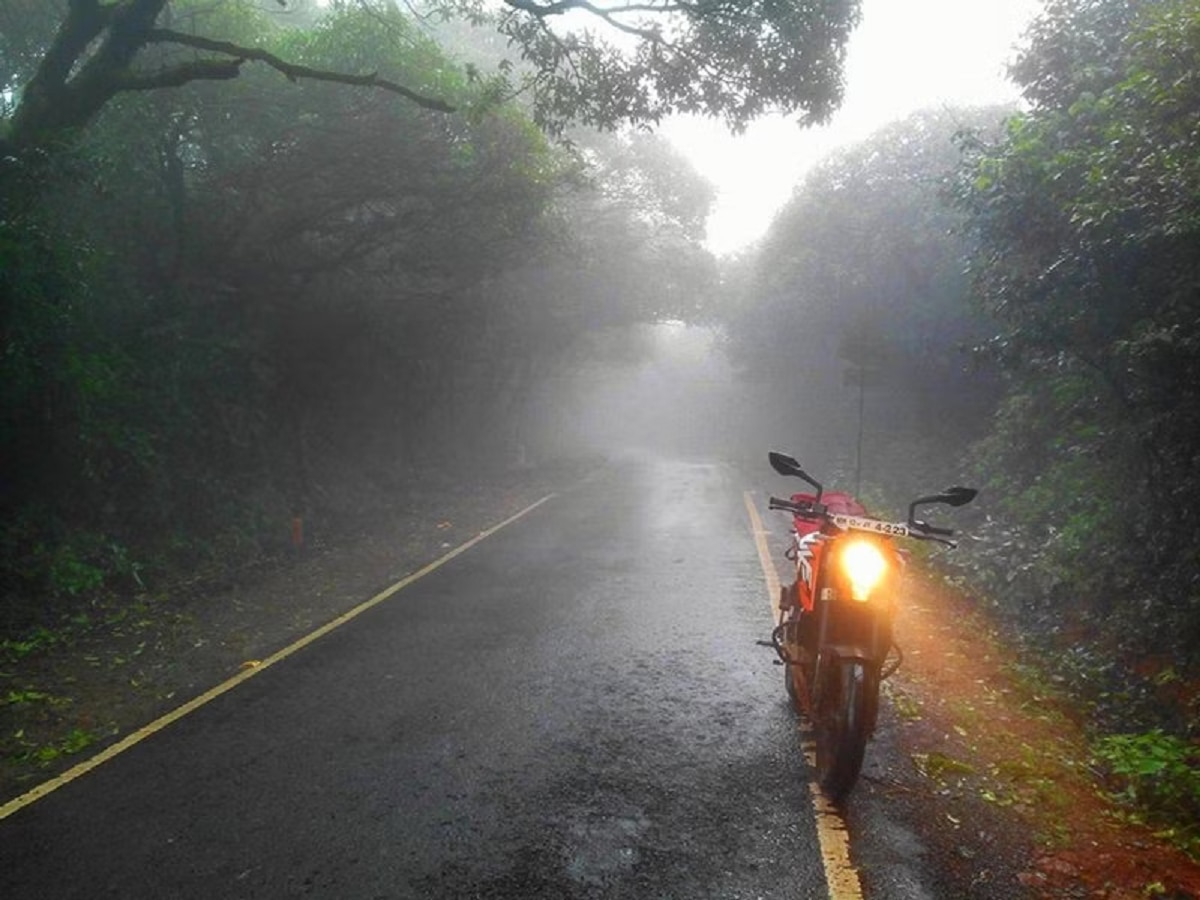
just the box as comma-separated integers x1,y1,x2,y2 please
524,323,817,473
520,303,995,507
0,3,1046,598
521,324,720,463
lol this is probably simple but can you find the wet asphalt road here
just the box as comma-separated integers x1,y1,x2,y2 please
1,457,839,899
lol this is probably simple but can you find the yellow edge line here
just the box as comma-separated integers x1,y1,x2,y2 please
743,491,865,900
744,491,784,627
0,493,557,822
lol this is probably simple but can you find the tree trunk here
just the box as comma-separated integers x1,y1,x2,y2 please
7,1,168,153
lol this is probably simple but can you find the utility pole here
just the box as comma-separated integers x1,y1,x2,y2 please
843,362,881,497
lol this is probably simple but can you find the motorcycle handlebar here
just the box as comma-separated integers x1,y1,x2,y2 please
768,496,816,516
767,498,961,547
911,520,954,538
908,522,958,547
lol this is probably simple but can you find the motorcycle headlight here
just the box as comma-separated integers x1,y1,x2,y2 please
840,540,888,602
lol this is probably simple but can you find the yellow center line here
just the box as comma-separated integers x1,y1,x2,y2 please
743,491,865,900
0,493,557,822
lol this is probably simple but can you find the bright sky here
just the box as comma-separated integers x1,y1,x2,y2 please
659,0,1044,256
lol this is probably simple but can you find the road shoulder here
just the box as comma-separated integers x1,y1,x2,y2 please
868,573,1200,899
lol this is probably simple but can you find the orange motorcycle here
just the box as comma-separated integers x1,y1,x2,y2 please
765,451,976,801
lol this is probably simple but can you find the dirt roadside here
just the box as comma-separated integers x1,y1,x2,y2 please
0,464,577,806
883,574,1200,899
2,465,1198,898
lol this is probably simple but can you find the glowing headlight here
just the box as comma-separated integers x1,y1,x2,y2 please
841,540,888,601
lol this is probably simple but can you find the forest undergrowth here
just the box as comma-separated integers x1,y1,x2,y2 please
891,573,1200,898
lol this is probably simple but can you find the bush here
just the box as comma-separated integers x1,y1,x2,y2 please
1093,729,1200,857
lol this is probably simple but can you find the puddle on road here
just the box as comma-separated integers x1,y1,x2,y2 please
561,807,651,886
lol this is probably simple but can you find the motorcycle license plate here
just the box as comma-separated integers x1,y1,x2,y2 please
832,514,908,536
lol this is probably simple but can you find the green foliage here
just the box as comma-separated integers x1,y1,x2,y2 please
474,0,862,134
1007,0,1149,111
3,689,52,706
0,627,64,664
952,0,1200,679
283,4,448,80
911,750,976,780
0,0,863,157
1094,730,1200,856
963,375,1133,606
0,0,720,632
722,107,1007,484
11,726,100,768
46,551,105,599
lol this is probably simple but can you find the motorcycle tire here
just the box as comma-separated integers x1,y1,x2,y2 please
814,658,872,802
785,663,804,714
785,652,813,716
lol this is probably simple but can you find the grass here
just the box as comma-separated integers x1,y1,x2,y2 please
8,726,102,768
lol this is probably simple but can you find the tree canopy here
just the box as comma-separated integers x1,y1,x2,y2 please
0,0,861,157
723,106,1008,489
715,1,1200,834
0,1,719,616
954,0,1200,659
922,3,1200,766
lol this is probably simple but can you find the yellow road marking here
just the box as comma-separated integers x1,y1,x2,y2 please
744,491,865,900
744,491,785,627
0,494,557,822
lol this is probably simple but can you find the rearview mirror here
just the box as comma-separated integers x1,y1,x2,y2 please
907,486,977,526
910,486,978,509
768,451,801,476
939,486,978,507
767,451,823,495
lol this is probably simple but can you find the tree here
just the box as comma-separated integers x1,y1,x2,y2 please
0,0,724,608
0,3,556,601
954,0,1200,673
0,0,861,158
0,0,452,156
723,107,1008,488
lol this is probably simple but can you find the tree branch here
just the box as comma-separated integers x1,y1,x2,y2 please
570,0,666,40
42,2,113,81
4,1,161,150
503,0,688,18
144,28,455,113
117,58,246,91
499,0,686,42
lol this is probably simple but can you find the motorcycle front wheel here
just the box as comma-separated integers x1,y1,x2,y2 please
785,662,805,714
814,658,872,802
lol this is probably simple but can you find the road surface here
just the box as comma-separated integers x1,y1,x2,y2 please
0,455,1007,898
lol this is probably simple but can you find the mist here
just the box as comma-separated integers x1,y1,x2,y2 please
527,324,737,463
6,1,1200,873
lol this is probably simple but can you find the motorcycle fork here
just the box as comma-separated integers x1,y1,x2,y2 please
811,584,835,703
812,587,888,736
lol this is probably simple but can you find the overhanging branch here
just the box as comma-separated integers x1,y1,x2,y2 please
503,0,683,41
117,58,245,91
144,28,455,113
503,0,689,17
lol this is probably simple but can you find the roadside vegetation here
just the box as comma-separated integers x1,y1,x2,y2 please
1,0,728,629
722,0,1200,856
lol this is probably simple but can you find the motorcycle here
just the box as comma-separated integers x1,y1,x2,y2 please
764,451,977,801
